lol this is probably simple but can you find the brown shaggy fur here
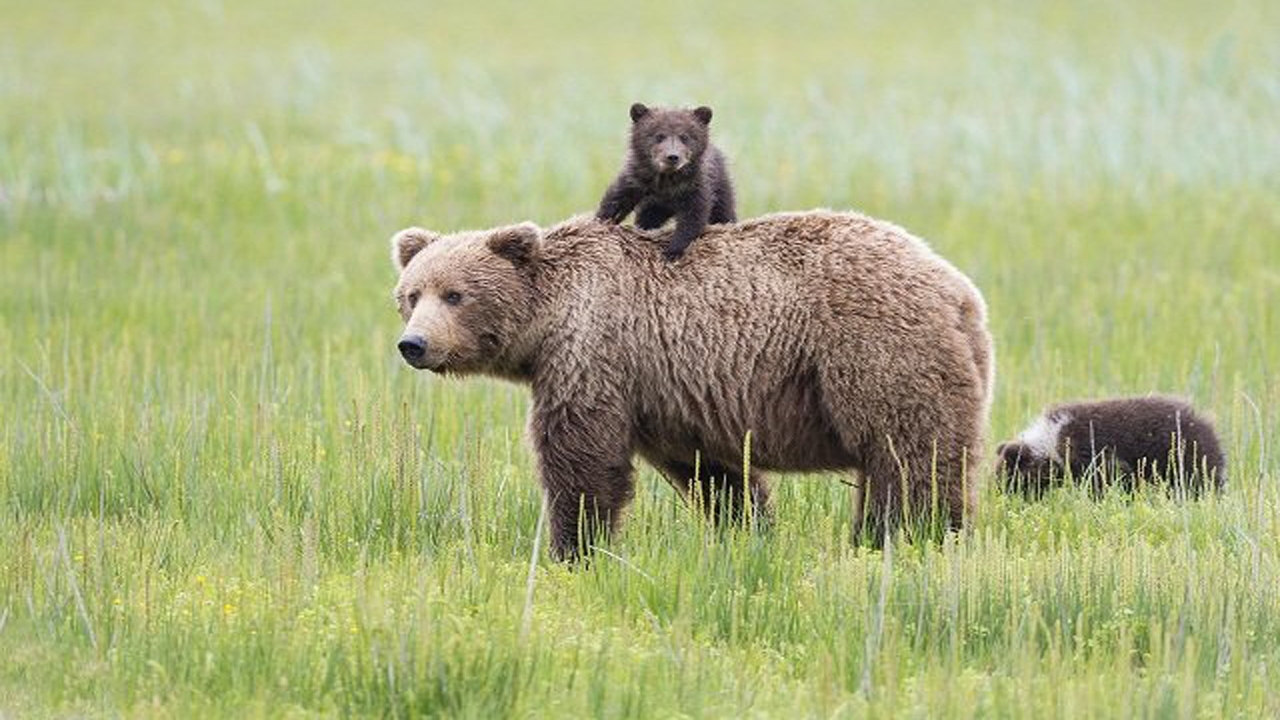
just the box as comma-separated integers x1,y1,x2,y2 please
391,211,994,560
997,395,1226,498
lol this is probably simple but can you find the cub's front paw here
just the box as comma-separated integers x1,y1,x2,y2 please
662,246,686,262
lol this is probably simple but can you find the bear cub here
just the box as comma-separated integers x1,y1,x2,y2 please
997,395,1226,498
596,102,736,261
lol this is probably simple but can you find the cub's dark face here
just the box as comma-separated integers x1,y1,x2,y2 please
995,441,1057,496
629,103,712,174
390,224,539,375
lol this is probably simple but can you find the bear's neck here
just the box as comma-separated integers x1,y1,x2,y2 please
482,305,550,384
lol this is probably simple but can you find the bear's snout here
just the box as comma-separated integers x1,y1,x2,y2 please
652,138,689,172
657,151,687,171
398,334,429,367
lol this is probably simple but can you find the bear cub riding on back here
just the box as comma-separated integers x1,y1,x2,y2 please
596,103,736,261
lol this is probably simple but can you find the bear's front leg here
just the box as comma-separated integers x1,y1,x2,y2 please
663,190,711,261
529,393,635,561
596,176,644,225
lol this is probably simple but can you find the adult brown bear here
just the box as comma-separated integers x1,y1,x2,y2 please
390,212,993,560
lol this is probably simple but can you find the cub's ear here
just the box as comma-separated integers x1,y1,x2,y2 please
693,106,713,125
487,222,540,267
629,103,650,123
391,227,439,271
996,441,1034,469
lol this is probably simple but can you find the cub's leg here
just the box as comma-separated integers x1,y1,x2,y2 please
663,192,711,261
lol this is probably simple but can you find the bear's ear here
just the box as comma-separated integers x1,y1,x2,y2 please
487,222,540,268
693,106,713,125
630,103,650,123
391,227,439,271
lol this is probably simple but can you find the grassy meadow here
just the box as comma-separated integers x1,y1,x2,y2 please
3,0,1280,716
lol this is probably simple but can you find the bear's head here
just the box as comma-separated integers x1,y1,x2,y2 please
995,441,1056,497
629,103,713,175
390,223,540,376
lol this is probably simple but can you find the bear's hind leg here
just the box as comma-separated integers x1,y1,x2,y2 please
856,432,974,545
820,355,982,545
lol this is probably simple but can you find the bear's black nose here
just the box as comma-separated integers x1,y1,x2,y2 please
398,334,428,363
665,153,680,164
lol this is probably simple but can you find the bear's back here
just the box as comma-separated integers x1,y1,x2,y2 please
536,212,988,364
541,211,969,288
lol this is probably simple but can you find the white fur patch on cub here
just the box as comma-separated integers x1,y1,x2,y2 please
1016,410,1071,463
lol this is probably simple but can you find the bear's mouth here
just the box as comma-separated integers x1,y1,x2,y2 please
401,355,447,373
421,361,450,373
656,159,688,173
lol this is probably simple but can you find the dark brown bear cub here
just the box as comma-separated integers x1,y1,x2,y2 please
596,103,736,261
997,395,1226,498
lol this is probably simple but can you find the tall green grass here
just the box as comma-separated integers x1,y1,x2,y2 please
2,0,1278,716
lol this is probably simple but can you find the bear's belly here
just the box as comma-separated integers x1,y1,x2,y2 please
632,365,857,472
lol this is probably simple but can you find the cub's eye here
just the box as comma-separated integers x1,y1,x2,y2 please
443,291,463,306
678,134,689,143
654,133,666,142
407,291,421,307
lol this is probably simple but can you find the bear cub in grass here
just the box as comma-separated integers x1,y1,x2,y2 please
997,395,1226,498
596,103,736,261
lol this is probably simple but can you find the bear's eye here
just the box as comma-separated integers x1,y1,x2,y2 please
654,133,666,143
407,291,420,307
443,291,463,306
678,134,689,143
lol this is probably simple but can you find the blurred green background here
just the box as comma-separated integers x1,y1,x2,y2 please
2,1,1278,716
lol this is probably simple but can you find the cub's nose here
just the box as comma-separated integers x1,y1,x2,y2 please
398,334,428,363
665,153,681,165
